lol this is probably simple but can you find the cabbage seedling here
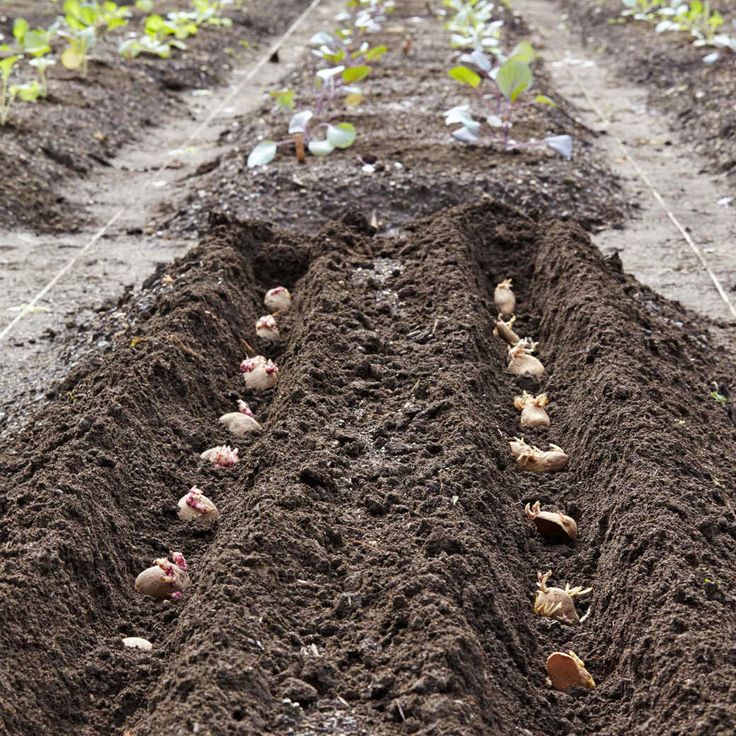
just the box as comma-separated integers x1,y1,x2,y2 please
443,0,504,52
219,399,262,436
493,278,515,315
240,355,279,391
524,500,577,542
507,341,544,377
534,570,591,625
177,486,219,523
509,437,568,472
135,552,190,600
264,286,292,313
494,315,520,346
445,44,573,159
200,445,239,467
256,314,279,340
546,651,595,691
514,391,550,427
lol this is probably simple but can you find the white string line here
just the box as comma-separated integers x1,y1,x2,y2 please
0,0,326,344
565,61,736,320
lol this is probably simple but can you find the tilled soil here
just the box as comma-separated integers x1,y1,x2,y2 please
561,0,736,189
2,203,736,736
0,0,313,232
162,0,626,238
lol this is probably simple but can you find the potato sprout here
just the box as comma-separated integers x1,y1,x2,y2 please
264,286,292,314
514,391,550,427
509,437,568,472
135,552,190,601
256,314,279,341
240,355,279,391
177,486,219,523
219,399,262,437
494,315,520,346
200,445,239,467
546,651,596,692
507,341,544,378
524,501,577,542
494,278,515,316
534,571,591,625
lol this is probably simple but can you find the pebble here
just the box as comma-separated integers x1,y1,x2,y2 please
122,636,153,651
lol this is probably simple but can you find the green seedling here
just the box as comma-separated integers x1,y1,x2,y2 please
0,55,20,126
445,44,573,158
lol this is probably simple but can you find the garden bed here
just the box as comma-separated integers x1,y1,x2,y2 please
2,203,735,735
0,0,314,232
561,0,736,186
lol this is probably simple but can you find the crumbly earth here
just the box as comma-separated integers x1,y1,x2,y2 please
1,203,735,735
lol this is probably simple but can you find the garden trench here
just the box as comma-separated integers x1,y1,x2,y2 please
1,0,736,735
2,204,736,735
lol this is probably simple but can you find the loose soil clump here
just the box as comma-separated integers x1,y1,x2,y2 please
2,202,735,735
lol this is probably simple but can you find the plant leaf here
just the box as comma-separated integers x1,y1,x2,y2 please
452,126,480,143
448,65,481,88
534,94,556,107
308,139,335,156
247,140,277,168
365,45,387,61
496,59,532,102
544,135,573,160
288,110,314,134
326,122,356,149
343,65,371,83
508,41,535,63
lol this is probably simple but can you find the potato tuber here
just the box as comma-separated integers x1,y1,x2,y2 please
240,355,279,391
494,278,515,316
524,501,577,542
546,651,596,692
507,341,544,378
135,552,190,601
256,314,279,341
509,437,568,472
534,571,591,625
264,286,291,314
178,486,219,523
200,445,239,467
219,400,262,437
514,391,550,427
494,315,520,347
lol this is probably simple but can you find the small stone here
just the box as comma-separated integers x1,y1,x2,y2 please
122,637,152,651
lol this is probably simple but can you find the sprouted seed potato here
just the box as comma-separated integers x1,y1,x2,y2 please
524,501,577,542
240,355,279,391
200,445,239,467
177,486,219,523
546,651,596,692
135,552,190,601
219,399,262,436
514,391,550,427
494,315,520,346
494,278,515,316
507,341,545,378
534,571,591,625
509,437,568,472
256,314,279,340
264,286,291,314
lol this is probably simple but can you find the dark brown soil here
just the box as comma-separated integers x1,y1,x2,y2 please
2,201,736,735
161,0,626,239
561,0,736,188
0,0,314,233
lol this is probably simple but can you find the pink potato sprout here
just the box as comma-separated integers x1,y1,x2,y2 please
178,486,219,523
264,286,292,314
134,552,190,601
256,314,279,341
200,445,239,467
240,355,279,391
219,399,262,437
